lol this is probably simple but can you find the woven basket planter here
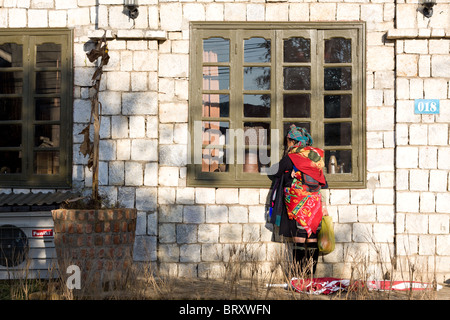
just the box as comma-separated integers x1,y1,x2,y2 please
51,208,137,295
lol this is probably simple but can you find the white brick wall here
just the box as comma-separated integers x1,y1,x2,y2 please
2,0,448,282
393,25,450,280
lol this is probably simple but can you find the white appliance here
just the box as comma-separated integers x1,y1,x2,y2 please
0,211,58,280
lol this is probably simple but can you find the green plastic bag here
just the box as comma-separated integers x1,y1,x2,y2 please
318,216,335,254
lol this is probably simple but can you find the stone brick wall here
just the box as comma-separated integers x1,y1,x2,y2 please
387,2,450,279
0,0,448,282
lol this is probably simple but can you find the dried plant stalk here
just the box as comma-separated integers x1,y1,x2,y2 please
80,32,110,202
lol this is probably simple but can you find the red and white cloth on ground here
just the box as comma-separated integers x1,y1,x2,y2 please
290,277,442,295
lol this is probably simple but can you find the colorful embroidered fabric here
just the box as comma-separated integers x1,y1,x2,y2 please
288,146,326,185
284,146,326,237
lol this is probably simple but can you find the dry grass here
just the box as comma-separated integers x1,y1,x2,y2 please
0,240,445,300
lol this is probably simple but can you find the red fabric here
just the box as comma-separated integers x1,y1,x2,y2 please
288,147,326,185
290,277,442,295
284,187,322,236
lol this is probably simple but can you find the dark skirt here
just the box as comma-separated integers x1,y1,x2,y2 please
279,203,321,239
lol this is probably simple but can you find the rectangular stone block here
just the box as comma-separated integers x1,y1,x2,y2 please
183,205,206,224
220,224,242,243
396,192,420,213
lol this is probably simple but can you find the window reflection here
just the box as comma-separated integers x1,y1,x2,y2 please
203,66,230,90
244,37,271,63
243,149,271,173
0,43,22,67
202,121,229,145
324,122,352,146
284,38,310,63
35,71,61,94
0,72,23,94
202,94,229,118
243,122,270,146
0,98,22,120
36,43,61,68
284,67,310,90
0,124,21,147
324,67,351,90
325,38,351,63
202,148,228,172
35,98,60,121
324,95,351,118
283,94,311,118
34,151,59,174
34,125,60,147
203,38,230,63
0,151,21,174
244,94,270,118
244,67,270,90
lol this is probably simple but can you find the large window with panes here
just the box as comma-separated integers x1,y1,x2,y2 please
0,29,73,188
188,22,366,188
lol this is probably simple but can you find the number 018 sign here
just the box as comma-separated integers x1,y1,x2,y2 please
414,99,440,114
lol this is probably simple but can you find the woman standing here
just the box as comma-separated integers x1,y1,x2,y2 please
270,125,328,276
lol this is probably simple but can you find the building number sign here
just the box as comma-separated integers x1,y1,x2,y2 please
414,99,440,114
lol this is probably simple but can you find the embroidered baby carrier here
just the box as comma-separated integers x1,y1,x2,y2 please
284,146,326,237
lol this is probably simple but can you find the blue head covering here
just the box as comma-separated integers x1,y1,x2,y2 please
287,124,313,148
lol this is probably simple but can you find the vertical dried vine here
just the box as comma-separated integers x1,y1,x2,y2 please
80,32,110,202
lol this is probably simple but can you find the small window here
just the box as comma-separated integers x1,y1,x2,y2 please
0,29,73,188
188,23,366,188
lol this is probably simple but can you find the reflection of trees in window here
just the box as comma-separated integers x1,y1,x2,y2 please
244,38,271,93
324,67,351,90
244,37,271,63
324,38,351,63
284,38,310,63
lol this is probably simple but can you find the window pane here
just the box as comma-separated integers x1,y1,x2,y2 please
244,94,270,118
324,122,352,146
244,37,271,63
202,121,229,145
324,95,351,118
36,71,61,94
325,150,352,174
0,72,23,94
0,98,22,120
324,67,351,90
243,149,271,173
202,94,229,118
243,122,270,146
244,67,270,90
34,151,59,174
203,38,230,63
325,38,351,63
203,67,229,90
34,125,60,147
0,124,21,147
35,98,60,121
0,151,21,174
283,122,310,138
36,43,61,68
283,94,310,118
283,67,310,90
284,38,310,63
202,148,228,172
0,43,22,67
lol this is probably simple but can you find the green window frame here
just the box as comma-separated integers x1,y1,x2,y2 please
0,29,73,188
188,22,366,188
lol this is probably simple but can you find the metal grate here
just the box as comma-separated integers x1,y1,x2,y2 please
0,225,29,267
